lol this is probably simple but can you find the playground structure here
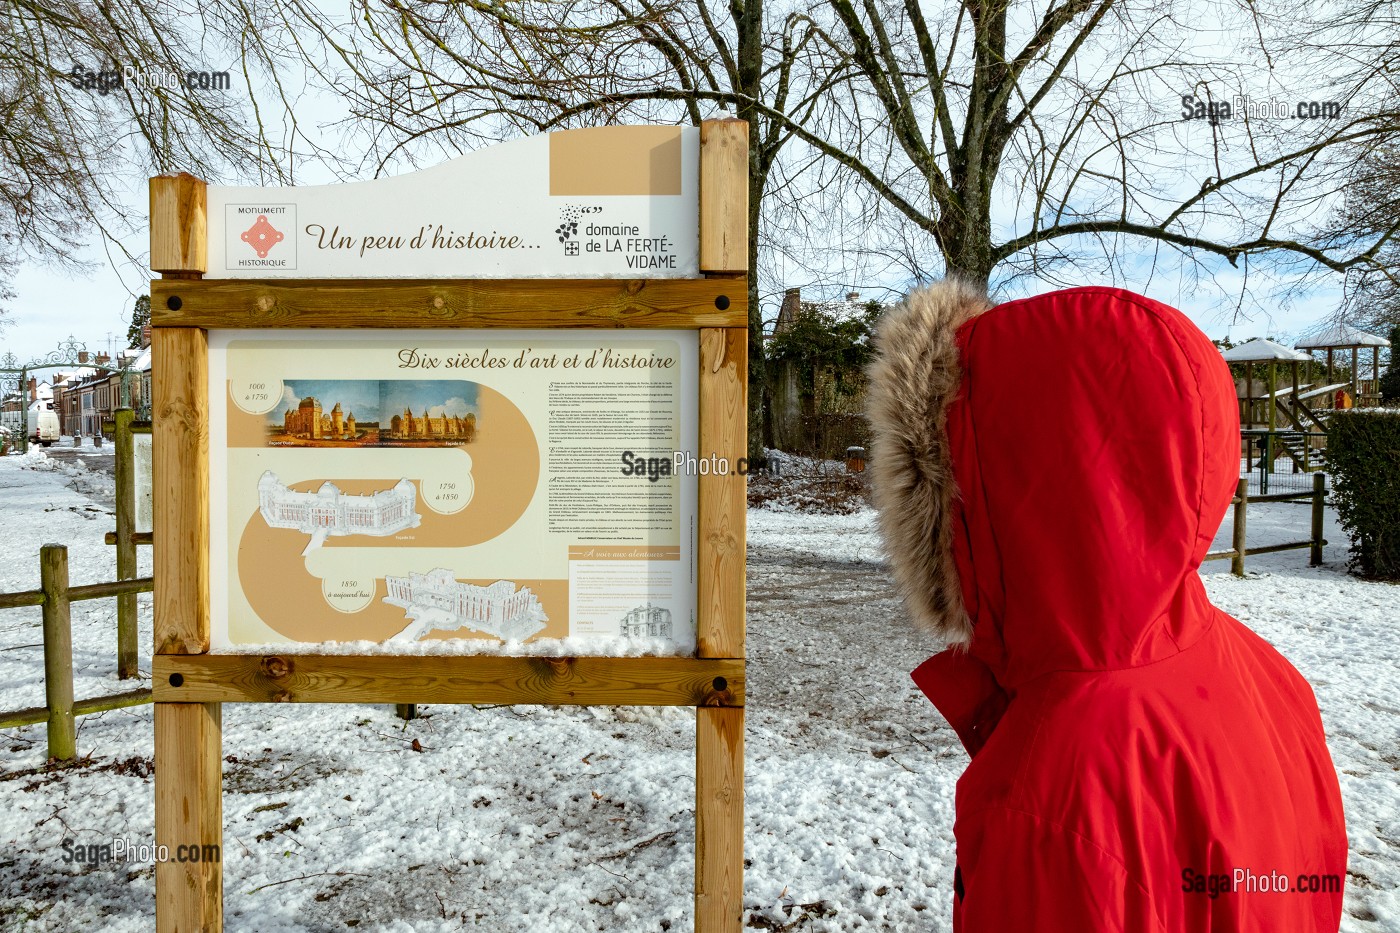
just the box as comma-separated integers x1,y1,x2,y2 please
1223,327,1391,492
1297,322,1390,407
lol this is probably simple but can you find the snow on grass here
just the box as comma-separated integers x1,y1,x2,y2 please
10,448,115,502
0,453,1396,931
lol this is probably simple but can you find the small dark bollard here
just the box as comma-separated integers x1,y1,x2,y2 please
845,446,867,473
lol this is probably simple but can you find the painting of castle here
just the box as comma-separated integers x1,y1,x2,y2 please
282,396,362,440
262,379,480,448
384,569,547,642
383,408,476,442
620,603,673,639
377,380,481,447
257,471,420,554
265,380,381,447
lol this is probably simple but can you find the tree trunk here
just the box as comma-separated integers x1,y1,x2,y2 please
734,0,769,459
937,205,996,288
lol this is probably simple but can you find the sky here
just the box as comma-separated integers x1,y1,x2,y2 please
271,380,383,423
380,381,481,420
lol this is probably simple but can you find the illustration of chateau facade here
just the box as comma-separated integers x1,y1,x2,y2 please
384,569,546,642
257,471,420,554
284,396,359,440
620,603,673,639
384,408,476,441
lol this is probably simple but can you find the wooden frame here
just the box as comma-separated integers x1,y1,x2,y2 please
152,119,749,933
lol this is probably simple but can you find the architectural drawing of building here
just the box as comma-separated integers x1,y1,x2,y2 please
384,569,547,642
257,471,420,553
282,396,360,440
620,603,673,639
383,408,476,442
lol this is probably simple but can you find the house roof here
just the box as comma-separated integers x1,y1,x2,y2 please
1220,337,1311,362
127,346,152,372
1294,322,1391,350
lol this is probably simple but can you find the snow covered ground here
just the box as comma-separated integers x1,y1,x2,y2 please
0,450,1396,931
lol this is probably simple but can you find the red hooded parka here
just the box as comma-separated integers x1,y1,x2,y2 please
866,283,1347,932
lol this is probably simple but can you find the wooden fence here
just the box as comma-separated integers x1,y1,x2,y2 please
1204,474,1328,575
0,544,153,760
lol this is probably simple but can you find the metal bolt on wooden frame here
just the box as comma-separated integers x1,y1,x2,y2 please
151,120,748,933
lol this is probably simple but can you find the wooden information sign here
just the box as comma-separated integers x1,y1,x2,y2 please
151,121,748,932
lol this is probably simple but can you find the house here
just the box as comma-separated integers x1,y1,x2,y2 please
48,330,153,437
766,287,879,456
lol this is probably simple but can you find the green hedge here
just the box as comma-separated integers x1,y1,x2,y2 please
1327,410,1400,579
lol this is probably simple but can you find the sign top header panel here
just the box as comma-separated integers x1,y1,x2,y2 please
207,126,699,280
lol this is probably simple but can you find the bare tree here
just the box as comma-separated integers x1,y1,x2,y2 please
1328,143,1400,333
766,0,1400,298
0,0,336,320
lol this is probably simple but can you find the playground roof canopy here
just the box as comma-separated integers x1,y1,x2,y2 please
1295,322,1391,350
1221,337,1311,362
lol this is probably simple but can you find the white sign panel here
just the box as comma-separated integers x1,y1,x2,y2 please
134,432,153,534
206,126,699,279
206,328,699,654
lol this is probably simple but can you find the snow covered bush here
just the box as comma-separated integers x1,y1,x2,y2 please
746,449,869,514
1327,409,1400,579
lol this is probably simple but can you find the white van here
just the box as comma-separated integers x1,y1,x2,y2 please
28,406,60,447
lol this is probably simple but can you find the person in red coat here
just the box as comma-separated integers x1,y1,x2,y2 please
865,281,1347,931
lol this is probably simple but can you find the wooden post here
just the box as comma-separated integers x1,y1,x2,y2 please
699,120,749,275
395,703,418,721
153,324,222,930
1243,361,1253,428
114,408,138,679
150,173,208,276
151,172,221,933
41,544,76,762
695,326,747,933
1290,360,1299,427
1266,361,1277,430
1351,347,1359,402
697,328,747,659
696,705,743,933
697,121,746,933
1261,444,1271,494
1311,473,1326,567
1231,478,1248,578
153,328,210,655
155,702,222,932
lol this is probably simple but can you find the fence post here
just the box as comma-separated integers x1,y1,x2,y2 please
114,408,138,679
41,544,76,761
395,704,418,721
1231,478,1248,578
1261,434,1271,495
1311,472,1326,567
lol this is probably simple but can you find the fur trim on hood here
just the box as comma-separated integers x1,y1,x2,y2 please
865,279,992,645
